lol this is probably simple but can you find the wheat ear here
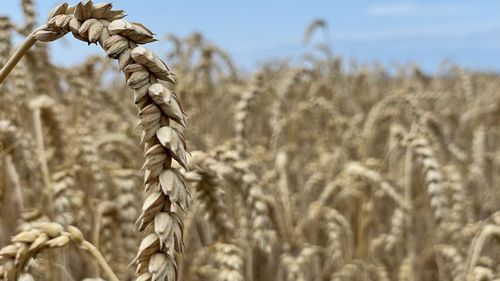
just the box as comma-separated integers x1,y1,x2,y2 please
50,167,77,225
0,17,13,81
0,2,190,280
234,72,262,152
406,131,449,224
213,243,244,281
187,151,234,241
216,149,277,253
0,222,118,281
110,168,141,276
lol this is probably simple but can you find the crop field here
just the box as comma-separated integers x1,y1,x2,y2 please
0,1,499,281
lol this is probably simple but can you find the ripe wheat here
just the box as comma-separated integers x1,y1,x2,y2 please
0,3,499,281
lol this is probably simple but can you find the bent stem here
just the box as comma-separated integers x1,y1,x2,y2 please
0,32,37,84
80,240,120,281
465,225,500,279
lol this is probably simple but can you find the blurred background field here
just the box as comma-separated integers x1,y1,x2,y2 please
0,1,500,281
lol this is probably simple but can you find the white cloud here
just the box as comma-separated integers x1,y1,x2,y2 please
367,3,417,16
366,2,468,16
333,21,500,42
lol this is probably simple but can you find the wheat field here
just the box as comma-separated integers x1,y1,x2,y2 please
0,1,499,281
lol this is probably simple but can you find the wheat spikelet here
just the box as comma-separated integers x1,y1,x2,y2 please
0,119,37,182
331,260,384,281
456,67,474,104
279,252,307,281
436,245,465,281
224,191,251,280
66,67,93,124
443,165,473,228
187,151,234,241
242,168,277,253
470,266,494,281
108,169,140,279
301,172,325,213
269,68,302,153
28,95,67,165
96,134,141,168
18,210,49,229
315,172,347,206
186,245,217,280
361,94,405,157
77,133,110,200
406,132,449,224
234,72,262,152
213,243,244,281
17,273,34,281
0,121,27,229
371,207,405,255
305,203,353,269
0,17,12,70
472,126,486,172
24,43,59,106
7,58,30,119
51,167,76,225
20,0,37,36
211,145,277,253
344,162,406,209
469,125,489,197
0,18,18,120
398,257,413,281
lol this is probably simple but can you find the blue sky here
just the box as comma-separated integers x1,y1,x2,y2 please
2,1,500,73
